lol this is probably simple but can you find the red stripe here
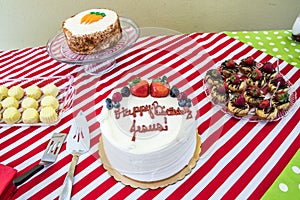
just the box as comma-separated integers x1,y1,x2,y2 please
1,32,299,199
248,132,300,199
222,109,300,199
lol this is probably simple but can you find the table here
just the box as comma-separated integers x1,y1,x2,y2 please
0,31,299,200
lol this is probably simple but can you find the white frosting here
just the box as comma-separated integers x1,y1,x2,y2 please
99,90,197,182
63,9,118,36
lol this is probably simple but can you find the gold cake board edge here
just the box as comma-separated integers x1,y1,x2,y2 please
98,132,201,189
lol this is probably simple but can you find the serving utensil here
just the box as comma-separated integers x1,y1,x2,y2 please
59,111,90,200
13,132,67,186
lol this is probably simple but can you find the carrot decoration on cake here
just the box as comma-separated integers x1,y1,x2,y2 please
81,12,106,24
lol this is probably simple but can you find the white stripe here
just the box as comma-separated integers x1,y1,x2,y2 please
237,107,300,199
0,48,37,66
0,49,46,77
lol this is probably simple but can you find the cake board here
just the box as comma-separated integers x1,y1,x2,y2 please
98,132,201,189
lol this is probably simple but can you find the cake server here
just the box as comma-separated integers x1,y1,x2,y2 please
59,110,90,200
13,132,67,186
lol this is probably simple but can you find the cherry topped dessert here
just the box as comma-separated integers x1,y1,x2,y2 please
239,56,257,75
220,59,239,78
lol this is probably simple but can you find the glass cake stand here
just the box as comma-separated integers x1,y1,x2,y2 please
46,17,140,76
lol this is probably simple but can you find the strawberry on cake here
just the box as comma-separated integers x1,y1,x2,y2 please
99,76,199,186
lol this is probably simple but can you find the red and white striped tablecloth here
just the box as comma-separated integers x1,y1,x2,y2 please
1,32,299,200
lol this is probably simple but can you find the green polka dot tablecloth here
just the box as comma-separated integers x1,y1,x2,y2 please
226,30,300,69
261,149,300,200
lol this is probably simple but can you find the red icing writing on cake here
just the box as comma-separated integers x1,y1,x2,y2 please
114,101,193,120
130,117,168,141
113,101,193,141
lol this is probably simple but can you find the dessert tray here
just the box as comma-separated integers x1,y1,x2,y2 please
0,75,75,126
46,17,140,75
204,60,297,122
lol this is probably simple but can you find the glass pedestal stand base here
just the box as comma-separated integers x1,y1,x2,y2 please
84,59,116,76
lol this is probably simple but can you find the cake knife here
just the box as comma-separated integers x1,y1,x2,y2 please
59,110,90,200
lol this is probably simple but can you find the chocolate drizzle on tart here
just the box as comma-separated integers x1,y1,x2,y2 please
268,75,289,93
228,93,249,117
211,84,229,103
220,59,239,78
205,56,294,121
246,68,265,87
244,86,264,107
226,74,246,92
259,62,276,81
239,56,257,75
272,91,290,110
205,69,223,86
255,99,278,120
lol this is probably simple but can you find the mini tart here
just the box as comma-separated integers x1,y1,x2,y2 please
272,92,290,111
228,100,250,117
21,97,39,110
2,97,19,109
26,85,42,100
41,96,59,110
3,107,21,124
259,62,276,81
8,86,24,100
220,60,239,78
42,84,59,97
205,69,223,86
255,106,278,120
268,78,289,93
210,85,229,103
0,85,8,100
22,108,40,124
225,78,246,93
239,61,257,75
244,89,264,107
40,107,58,123
246,73,265,87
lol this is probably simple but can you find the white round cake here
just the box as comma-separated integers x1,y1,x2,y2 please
99,77,198,183
62,8,122,54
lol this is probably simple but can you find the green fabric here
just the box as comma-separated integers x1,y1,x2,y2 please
225,30,300,69
261,149,300,200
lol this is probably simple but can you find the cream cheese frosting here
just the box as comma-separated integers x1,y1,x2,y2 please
63,9,119,36
99,89,197,182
